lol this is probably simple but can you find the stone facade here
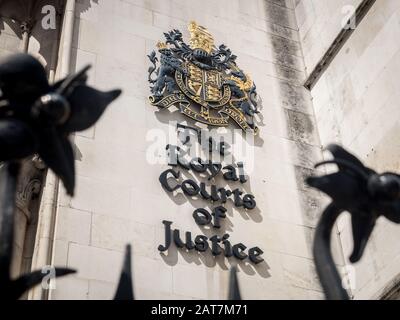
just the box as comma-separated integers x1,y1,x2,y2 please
1,0,399,300
47,0,331,300
0,0,62,295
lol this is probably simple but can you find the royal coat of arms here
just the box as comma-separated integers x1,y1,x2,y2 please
147,21,260,134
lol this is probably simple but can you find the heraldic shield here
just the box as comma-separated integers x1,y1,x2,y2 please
148,21,260,134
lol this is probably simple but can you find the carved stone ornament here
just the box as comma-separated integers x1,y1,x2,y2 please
148,21,260,134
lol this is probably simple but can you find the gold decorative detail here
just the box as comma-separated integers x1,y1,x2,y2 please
230,73,253,91
156,41,168,50
188,21,214,54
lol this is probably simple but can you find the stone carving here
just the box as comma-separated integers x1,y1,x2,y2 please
148,21,260,134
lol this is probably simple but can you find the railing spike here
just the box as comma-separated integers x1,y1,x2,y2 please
114,244,134,300
228,266,241,300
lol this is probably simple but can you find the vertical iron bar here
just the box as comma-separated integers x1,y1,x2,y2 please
0,162,20,283
313,203,349,300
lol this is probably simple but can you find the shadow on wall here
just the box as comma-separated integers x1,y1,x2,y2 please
147,24,269,274
68,0,100,158
0,0,28,40
154,110,267,277
154,105,264,223
160,240,271,279
261,1,326,229
154,106,265,156
78,0,99,14
159,186,269,278
163,168,263,224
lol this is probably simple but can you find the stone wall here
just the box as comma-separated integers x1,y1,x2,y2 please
295,0,400,299
0,20,22,58
48,0,341,300
294,0,363,75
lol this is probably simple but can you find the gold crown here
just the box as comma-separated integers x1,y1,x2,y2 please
188,21,214,54
156,41,168,50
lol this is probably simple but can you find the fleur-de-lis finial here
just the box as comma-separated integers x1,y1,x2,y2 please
307,144,400,300
228,266,242,300
0,53,122,299
114,245,134,300
0,53,122,196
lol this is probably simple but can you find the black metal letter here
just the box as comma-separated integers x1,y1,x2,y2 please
222,234,233,257
173,229,185,248
232,189,243,207
232,243,248,260
190,157,208,173
237,162,248,184
200,182,211,200
209,235,222,256
212,206,227,228
243,194,256,210
218,188,232,203
249,247,264,264
194,235,209,252
181,179,200,196
185,231,195,250
208,162,222,180
223,165,239,182
159,169,180,192
158,220,172,252
193,208,212,226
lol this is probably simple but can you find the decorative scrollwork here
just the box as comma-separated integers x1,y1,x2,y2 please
148,21,260,134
